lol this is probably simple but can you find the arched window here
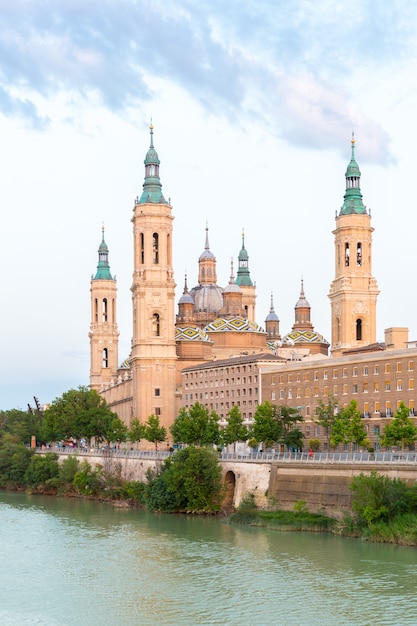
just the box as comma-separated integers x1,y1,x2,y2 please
140,233,145,264
345,243,350,266
102,348,108,368
356,319,362,341
153,233,159,264
357,242,362,266
102,298,108,322
94,298,98,322
152,313,160,337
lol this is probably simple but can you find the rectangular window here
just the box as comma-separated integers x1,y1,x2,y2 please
343,368,348,378
315,426,320,436
374,365,379,375
305,372,310,382
333,385,338,394
374,382,379,392
323,386,329,396
324,370,328,380
353,367,358,377
306,406,310,416
385,381,391,391
385,363,390,374
353,384,358,394
397,380,402,391
314,371,319,381
155,407,161,416
333,369,338,379
397,362,402,373
280,390,285,400
288,389,293,399
305,388,310,398
409,361,414,372
154,388,161,397
296,388,301,398
271,391,276,401
343,384,348,395
363,382,369,393
288,374,293,383
409,379,415,390
314,387,319,397
375,401,380,413
363,366,368,376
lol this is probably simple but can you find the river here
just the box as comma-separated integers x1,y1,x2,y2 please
0,492,416,626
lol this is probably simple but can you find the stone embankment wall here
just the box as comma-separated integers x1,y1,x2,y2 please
268,463,417,517
54,453,417,517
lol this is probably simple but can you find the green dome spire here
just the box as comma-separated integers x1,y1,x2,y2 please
236,230,253,287
94,225,113,280
138,123,167,205
340,134,367,215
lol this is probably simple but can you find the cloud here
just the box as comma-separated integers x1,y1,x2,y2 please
0,0,414,162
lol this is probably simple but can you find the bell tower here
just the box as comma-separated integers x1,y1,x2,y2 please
130,124,177,427
236,230,256,320
89,226,119,390
329,137,379,356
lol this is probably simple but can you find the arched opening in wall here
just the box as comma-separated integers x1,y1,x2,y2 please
102,298,108,322
153,233,159,264
94,298,98,322
152,313,160,337
102,348,108,368
356,318,362,341
140,233,145,264
336,317,341,343
357,242,362,266
345,242,350,266
223,470,236,509
167,233,171,264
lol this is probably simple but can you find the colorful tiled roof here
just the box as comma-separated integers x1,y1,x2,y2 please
175,327,212,342
205,317,266,334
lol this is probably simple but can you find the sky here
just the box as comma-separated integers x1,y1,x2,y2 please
1,0,417,411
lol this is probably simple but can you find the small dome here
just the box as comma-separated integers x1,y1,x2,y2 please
265,309,279,322
179,291,194,305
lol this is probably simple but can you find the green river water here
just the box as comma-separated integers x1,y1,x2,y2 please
0,492,416,626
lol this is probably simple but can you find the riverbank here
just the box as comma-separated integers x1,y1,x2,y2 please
227,494,417,546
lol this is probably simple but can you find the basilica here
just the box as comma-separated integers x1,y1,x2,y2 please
89,127,416,446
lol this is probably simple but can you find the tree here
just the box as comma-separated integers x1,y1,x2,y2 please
0,408,43,445
276,405,304,450
145,446,224,512
249,401,280,448
330,400,367,449
221,405,248,451
144,414,167,449
170,403,221,447
128,418,145,446
0,434,33,486
42,386,126,445
313,396,338,449
380,402,417,451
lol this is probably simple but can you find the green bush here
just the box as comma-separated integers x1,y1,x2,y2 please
24,454,60,488
0,438,33,486
350,471,417,527
73,461,105,496
145,446,224,512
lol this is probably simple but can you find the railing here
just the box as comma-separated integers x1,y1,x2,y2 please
35,446,417,464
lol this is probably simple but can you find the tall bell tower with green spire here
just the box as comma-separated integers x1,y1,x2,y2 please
235,230,256,320
328,137,379,356
130,123,177,428
89,226,119,389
